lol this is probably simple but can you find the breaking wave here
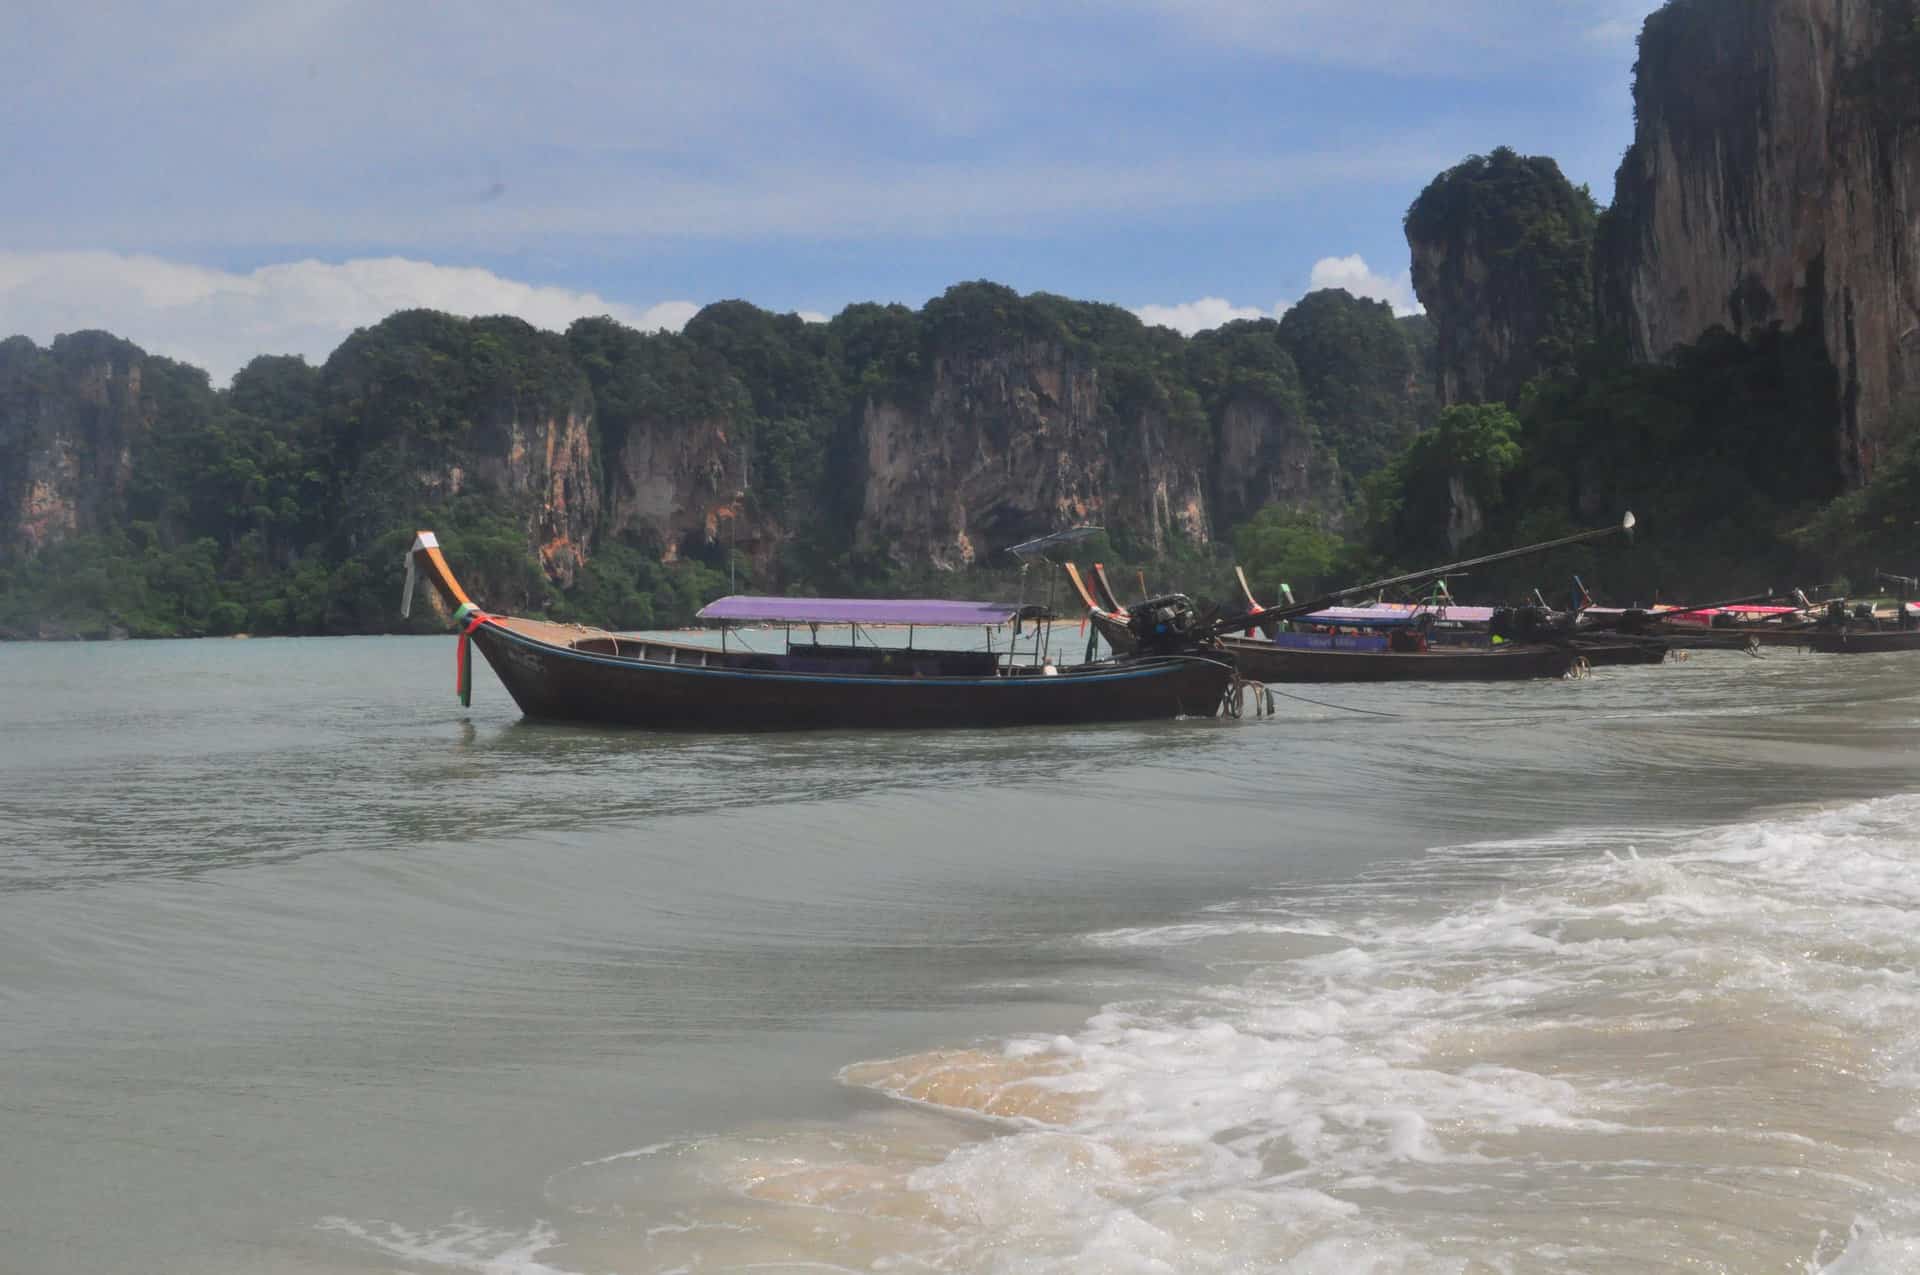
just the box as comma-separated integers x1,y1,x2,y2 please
334,794,1920,1272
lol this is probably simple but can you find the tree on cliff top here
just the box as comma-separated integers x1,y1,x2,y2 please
322,309,589,452
1365,402,1523,566
1277,289,1422,483
1233,505,1345,599
1404,148,1598,408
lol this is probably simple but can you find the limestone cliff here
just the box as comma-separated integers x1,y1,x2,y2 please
0,332,152,558
1,294,1400,634
399,400,601,589
1602,0,1920,479
1404,148,1600,408
320,312,603,598
604,414,763,572
568,316,779,581
856,342,1210,569
1210,395,1331,530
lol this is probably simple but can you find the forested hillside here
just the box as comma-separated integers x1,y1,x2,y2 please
0,285,1425,637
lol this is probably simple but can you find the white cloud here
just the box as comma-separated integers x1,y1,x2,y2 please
0,252,698,384
1132,297,1278,335
1132,253,1421,337
797,310,830,324
1305,254,1422,315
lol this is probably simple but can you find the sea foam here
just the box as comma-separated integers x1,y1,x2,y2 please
333,794,1920,1272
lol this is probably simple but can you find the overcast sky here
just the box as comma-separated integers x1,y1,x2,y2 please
1,0,1656,381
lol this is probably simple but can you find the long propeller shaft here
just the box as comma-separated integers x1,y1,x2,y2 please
1213,512,1638,640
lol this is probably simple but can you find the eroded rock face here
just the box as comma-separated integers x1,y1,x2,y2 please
854,343,1217,569
1404,149,1598,410
0,306,1368,610
1211,394,1335,531
0,332,149,558
604,414,773,574
1602,0,1920,479
464,400,601,587
373,392,602,592
1445,473,1484,554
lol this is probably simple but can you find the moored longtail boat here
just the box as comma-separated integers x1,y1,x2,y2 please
1582,593,1818,649
1157,514,1656,683
1800,601,1920,653
1217,634,1581,682
401,532,1233,729
1802,626,1920,653
1063,562,1138,656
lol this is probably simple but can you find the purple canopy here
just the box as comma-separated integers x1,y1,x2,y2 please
696,595,1020,626
1300,603,1497,627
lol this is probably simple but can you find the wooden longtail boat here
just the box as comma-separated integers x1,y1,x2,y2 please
1566,635,1671,667
1063,563,1139,655
1217,634,1580,682
1582,597,1818,649
1201,533,1663,683
1800,603,1920,653
401,532,1234,729
1801,627,1920,653
1070,514,1647,683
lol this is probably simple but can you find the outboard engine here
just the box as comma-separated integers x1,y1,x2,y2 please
1126,593,1201,655
1489,605,1564,644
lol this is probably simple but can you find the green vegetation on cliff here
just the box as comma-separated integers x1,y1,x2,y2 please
1232,120,1873,605
1406,147,1599,405
0,282,1432,639
1276,290,1422,482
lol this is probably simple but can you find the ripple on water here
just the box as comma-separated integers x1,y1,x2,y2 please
388,794,1920,1274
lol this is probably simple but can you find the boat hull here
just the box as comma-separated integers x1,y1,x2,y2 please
1219,636,1579,683
1652,624,1810,648
1089,609,1137,655
1799,627,1920,654
471,621,1234,729
1569,637,1669,667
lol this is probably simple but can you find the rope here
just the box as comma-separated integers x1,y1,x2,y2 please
1147,651,1401,720
1261,685,1403,718
1219,677,1282,719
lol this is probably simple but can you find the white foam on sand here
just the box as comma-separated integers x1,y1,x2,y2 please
330,793,1920,1272
317,1217,580,1275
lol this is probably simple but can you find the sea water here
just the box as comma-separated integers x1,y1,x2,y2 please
2,634,1917,1273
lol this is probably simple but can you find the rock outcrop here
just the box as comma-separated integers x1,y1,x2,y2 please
419,400,601,588
3,289,1429,634
1404,148,1600,409
1210,395,1327,530
319,313,603,597
855,343,1211,569
0,332,153,556
604,413,761,571
1602,0,1920,479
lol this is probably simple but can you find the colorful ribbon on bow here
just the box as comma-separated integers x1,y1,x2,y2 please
452,602,490,707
